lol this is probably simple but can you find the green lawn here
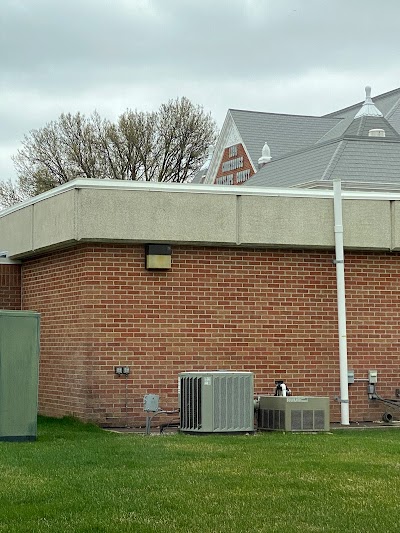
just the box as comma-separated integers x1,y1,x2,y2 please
0,418,399,532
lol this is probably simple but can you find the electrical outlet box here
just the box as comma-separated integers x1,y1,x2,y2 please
368,370,378,384
115,366,130,375
347,370,355,384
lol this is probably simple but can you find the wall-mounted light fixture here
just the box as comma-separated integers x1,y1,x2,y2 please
145,244,172,270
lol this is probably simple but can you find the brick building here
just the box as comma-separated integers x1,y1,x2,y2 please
1,179,399,426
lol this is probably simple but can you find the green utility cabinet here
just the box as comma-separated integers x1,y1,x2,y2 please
0,311,40,441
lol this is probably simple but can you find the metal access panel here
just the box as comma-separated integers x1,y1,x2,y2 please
143,394,159,412
179,371,254,433
0,311,40,441
258,396,330,432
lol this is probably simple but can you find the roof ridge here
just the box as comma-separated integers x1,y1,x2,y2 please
315,116,350,144
356,116,364,136
228,108,340,121
321,140,347,181
385,95,400,120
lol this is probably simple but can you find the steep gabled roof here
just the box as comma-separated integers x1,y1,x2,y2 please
228,109,339,166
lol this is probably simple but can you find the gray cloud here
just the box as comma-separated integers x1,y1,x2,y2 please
3,0,399,89
1,0,400,180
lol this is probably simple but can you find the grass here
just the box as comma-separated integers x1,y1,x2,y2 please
0,418,399,532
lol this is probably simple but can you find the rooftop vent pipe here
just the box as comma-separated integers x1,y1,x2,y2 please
368,128,385,137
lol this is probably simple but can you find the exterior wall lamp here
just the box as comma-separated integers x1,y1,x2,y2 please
145,244,172,270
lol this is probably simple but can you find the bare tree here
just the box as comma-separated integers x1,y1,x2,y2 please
0,179,25,209
1,97,218,207
156,97,216,182
117,109,159,181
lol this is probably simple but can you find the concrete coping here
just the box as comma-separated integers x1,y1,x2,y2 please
2,178,400,218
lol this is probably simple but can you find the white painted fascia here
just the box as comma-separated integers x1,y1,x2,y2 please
204,112,233,185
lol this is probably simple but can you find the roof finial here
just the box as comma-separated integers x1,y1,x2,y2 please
354,85,383,119
258,141,271,168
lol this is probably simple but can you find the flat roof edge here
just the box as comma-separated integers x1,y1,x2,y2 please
3,179,400,219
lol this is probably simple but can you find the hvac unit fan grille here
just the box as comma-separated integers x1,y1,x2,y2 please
259,409,285,430
180,372,254,432
180,376,202,430
213,374,252,431
291,409,326,431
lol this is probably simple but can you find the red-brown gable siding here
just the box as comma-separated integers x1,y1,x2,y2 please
215,144,255,185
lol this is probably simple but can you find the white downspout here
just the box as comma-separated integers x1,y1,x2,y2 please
333,179,350,425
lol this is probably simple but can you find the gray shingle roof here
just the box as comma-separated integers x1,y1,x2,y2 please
316,116,353,144
243,141,341,188
343,116,400,139
385,99,400,134
327,139,400,183
228,109,339,166
243,137,400,189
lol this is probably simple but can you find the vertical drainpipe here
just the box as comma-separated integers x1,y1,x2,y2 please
333,179,350,425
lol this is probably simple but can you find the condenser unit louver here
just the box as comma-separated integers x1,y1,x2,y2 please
258,396,330,432
179,371,254,433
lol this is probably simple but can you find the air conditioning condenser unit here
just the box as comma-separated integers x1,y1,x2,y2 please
179,371,254,433
258,396,330,432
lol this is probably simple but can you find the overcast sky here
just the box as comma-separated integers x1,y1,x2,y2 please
2,0,400,181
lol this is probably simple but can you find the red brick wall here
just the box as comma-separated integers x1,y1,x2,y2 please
22,248,92,420
22,244,400,426
0,264,21,310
